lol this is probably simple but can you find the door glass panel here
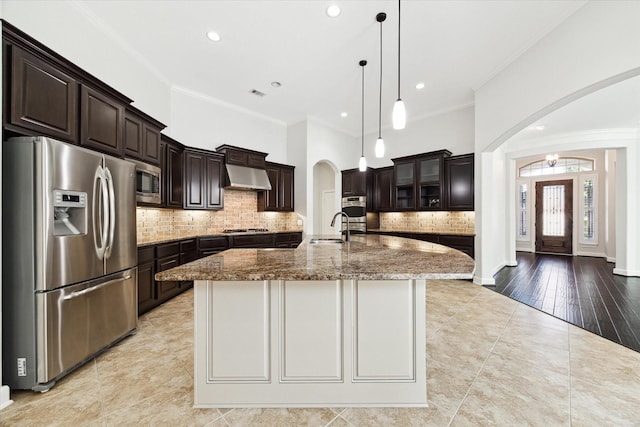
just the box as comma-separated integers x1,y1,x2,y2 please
419,159,439,183
395,163,413,186
542,185,565,236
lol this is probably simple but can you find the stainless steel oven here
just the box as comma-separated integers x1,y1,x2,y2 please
131,159,161,204
342,196,366,233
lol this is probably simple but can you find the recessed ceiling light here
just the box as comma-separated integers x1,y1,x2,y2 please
416,82,425,90
341,112,348,118
271,81,282,88
206,31,221,42
326,4,341,17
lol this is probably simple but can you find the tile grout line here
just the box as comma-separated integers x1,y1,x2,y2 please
325,407,352,426
567,324,573,426
445,295,519,427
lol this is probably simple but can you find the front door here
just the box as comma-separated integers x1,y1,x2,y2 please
535,179,573,254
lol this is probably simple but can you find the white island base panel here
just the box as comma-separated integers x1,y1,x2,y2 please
193,279,426,408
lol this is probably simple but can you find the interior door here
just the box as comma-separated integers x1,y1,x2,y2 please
535,179,573,254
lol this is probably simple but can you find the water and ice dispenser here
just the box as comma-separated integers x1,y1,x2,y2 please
53,190,87,236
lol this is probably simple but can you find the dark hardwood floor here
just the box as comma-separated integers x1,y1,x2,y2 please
492,252,640,352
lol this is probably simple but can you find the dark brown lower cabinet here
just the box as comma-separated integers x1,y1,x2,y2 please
275,232,303,248
137,246,156,315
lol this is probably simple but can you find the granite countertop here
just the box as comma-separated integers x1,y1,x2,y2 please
155,234,475,282
367,229,476,236
138,230,303,247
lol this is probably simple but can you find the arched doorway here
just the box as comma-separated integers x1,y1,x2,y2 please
312,161,340,235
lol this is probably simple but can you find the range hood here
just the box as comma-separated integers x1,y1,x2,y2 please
224,164,272,191
216,144,272,191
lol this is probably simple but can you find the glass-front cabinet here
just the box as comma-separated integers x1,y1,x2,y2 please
392,150,451,211
419,158,441,209
394,161,415,209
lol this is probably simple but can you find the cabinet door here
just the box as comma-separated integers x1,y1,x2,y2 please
9,46,78,142
156,254,181,302
137,260,156,315
124,112,143,159
166,143,184,208
142,124,161,165
205,155,224,210
393,161,415,210
80,85,124,156
445,155,474,211
418,157,442,210
184,150,206,209
374,168,394,212
280,166,295,211
261,165,280,211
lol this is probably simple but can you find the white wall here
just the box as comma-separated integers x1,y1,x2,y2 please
2,0,171,125
474,1,640,283
169,87,288,162
363,106,475,169
287,121,308,231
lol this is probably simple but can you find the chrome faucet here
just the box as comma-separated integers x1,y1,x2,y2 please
330,212,351,242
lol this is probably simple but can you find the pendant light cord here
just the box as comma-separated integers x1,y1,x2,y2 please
397,0,401,99
378,17,383,139
361,62,365,156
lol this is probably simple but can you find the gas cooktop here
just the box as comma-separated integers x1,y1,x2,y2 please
222,228,269,234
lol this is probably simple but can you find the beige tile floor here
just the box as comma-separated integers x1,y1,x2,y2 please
2,279,640,426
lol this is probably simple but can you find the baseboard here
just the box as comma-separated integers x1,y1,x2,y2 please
473,275,496,286
0,385,13,411
575,252,607,258
613,268,640,277
606,257,616,263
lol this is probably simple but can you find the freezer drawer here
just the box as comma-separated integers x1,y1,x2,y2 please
36,268,137,385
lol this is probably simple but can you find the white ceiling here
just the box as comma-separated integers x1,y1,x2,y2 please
78,0,586,135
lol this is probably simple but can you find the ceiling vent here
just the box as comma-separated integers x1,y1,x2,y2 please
249,89,266,97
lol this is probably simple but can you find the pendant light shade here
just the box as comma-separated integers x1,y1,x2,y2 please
375,12,386,158
392,99,406,130
375,137,385,158
359,59,367,172
359,155,367,171
393,0,406,130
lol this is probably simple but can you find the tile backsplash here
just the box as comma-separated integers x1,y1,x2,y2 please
137,190,302,244
379,211,475,234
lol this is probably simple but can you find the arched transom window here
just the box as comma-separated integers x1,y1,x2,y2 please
519,157,594,177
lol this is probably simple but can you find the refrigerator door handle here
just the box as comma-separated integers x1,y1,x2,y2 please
93,166,109,260
62,274,133,300
104,166,116,259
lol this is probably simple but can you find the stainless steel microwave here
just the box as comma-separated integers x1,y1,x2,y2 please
130,160,161,204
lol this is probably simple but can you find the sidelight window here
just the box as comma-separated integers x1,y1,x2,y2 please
517,182,528,240
580,175,597,244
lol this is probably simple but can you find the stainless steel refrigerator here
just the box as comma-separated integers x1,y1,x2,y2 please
2,136,138,391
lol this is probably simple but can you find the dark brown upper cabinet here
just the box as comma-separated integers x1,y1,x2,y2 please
80,85,124,156
342,169,367,197
124,105,165,166
184,148,224,210
161,134,184,209
215,144,267,168
374,166,394,212
392,150,451,211
258,162,295,212
444,154,474,211
7,45,79,142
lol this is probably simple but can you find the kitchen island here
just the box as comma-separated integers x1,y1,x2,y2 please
156,234,474,408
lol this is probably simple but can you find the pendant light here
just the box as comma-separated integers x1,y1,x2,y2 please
392,0,406,130
359,59,367,172
375,12,386,158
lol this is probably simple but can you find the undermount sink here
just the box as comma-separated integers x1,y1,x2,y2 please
309,238,345,245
